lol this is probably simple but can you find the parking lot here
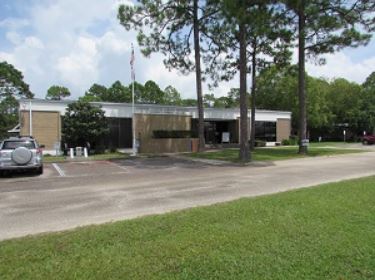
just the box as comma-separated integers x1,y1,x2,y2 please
0,160,128,182
2,143,375,183
1,152,375,241
0,156,216,183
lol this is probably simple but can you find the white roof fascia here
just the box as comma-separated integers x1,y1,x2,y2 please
19,99,291,121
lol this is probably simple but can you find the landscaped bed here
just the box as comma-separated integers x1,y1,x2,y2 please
188,146,366,162
1,176,374,279
43,152,129,163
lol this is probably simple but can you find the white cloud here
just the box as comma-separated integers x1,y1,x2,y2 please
98,31,130,54
0,52,14,64
5,31,22,45
306,52,375,84
0,18,29,29
0,0,373,101
24,36,45,49
56,36,99,89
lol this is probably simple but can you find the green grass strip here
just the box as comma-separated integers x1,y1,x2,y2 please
1,176,374,279
189,146,365,162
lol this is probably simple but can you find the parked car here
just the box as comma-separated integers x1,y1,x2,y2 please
362,135,375,145
0,136,44,175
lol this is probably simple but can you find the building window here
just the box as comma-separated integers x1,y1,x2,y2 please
255,121,276,142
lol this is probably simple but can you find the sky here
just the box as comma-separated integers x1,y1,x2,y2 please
0,0,374,100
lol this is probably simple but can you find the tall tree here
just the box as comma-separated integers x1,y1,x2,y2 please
238,19,250,162
0,96,18,138
257,65,335,133
226,88,240,108
203,93,216,107
0,61,33,99
62,101,109,148
105,81,131,103
246,4,292,150
361,71,375,134
164,85,182,105
181,98,198,106
327,78,362,132
142,80,165,104
46,85,71,100
284,0,374,154
118,0,218,152
204,0,291,160
0,61,33,138
203,0,253,161
80,83,108,102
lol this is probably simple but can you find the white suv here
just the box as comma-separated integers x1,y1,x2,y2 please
0,137,43,175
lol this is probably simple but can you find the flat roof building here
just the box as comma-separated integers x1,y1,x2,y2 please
18,99,292,154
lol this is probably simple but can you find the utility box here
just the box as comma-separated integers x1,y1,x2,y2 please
76,147,83,157
222,132,230,143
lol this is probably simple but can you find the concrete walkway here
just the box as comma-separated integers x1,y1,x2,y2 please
0,152,374,241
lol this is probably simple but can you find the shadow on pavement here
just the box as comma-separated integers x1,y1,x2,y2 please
112,157,209,170
112,156,276,170
0,169,41,179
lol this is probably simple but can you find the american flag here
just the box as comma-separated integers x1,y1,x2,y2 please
130,43,135,80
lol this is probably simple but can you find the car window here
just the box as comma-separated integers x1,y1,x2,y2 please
2,141,36,150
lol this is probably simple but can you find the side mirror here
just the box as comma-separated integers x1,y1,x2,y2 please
39,144,46,149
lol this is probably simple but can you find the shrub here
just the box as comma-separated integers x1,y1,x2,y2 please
283,136,298,146
62,101,109,147
254,140,266,147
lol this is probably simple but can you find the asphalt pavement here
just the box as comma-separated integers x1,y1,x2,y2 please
0,152,375,241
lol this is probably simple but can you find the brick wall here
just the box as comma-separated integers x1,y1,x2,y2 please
134,114,191,140
134,113,192,153
276,118,291,142
20,111,61,149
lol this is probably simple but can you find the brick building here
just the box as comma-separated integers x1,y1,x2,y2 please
18,99,292,154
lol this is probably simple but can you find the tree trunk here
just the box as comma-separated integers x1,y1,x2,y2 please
298,0,307,154
239,22,251,162
250,42,257,151
193,0,205,152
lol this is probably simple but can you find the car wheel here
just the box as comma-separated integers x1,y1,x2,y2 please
36,165,43,175
363,140,368,145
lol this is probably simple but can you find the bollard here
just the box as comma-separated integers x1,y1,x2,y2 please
84,147,88,158
70,148,74,159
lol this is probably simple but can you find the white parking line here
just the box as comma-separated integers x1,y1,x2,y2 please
105,160,128,172
52,163,66,177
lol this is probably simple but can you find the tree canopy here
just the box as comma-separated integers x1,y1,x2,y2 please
284,0,374,153
79,84,107,102
361,71,375,134
118,0,221,152
46,85,71,100
0,61,33,139
62,101,109,147
80,81,184,106
0,61,33,99
256,66,375,140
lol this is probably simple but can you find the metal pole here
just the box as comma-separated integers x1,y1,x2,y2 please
131,43,136,156
132,78,136,156
29,100,32,136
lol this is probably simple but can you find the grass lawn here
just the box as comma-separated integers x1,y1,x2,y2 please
43,152,129,163
309,141,360,147
189,146,365,162
1,176,374,279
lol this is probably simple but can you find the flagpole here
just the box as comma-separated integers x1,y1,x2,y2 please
131,43,136,156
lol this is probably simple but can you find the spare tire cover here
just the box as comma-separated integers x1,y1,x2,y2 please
12,147,32,165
